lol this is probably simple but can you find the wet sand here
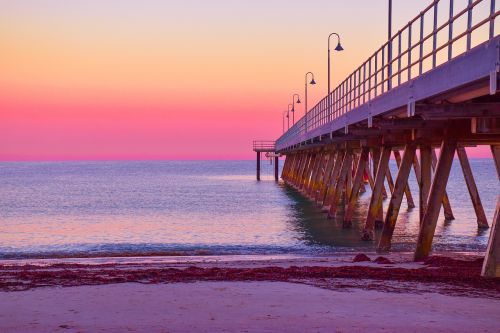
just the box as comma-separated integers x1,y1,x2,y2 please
1,253,499,332
2,281,500,333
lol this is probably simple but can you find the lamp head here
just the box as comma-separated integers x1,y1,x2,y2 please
310,78,316,85
296,97,301,104
335,42,344,51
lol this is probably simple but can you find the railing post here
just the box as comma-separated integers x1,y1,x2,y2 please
368,58,372,101
448,0,454,60
349,72,356,110
363,62,367,104
419,13,424,75
382,46,386,93
388,0,393,91
432,1,438,68
490,0,496,39
467,0,473,50
398,32,402,85
408,23,412,81
375,53,379,96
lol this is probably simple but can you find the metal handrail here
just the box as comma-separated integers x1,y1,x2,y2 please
277,0,498,149
253,140,276,150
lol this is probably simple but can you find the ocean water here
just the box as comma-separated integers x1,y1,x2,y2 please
0,159,497,259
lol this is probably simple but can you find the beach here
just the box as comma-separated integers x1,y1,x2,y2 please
1,253,499,332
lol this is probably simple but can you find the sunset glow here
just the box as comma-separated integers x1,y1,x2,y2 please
0,0,493,160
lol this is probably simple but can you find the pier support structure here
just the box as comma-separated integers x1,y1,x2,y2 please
276,117,499,276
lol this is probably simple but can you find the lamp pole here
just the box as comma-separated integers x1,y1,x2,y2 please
282,110,288,134
328,33,344,122
304,72,316,133
288,104,293,130
291,94,301,125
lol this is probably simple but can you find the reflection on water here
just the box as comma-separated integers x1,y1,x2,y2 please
0,159,496,258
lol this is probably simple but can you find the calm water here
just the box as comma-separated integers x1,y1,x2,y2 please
0,160,497,259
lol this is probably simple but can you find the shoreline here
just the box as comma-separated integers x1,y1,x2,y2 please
1,252,498,297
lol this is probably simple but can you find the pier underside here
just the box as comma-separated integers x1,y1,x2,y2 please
280,98,500,277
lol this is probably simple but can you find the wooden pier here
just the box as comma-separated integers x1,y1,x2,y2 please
253,141,279,181
258,0,500,277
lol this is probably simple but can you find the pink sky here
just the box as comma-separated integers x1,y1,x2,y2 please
0,0,494,160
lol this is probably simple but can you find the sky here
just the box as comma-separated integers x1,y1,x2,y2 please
0,0,495,160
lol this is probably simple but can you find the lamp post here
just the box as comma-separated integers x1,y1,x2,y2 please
288,104,293,130
304,72,316,133
328,33,344,95
291,94,301,125
328,33,344,122
282,110,289,134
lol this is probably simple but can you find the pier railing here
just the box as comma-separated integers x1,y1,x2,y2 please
253,140,276,152
277,0,499,149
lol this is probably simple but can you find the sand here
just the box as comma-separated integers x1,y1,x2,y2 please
1,253,499,332
1,281,500,333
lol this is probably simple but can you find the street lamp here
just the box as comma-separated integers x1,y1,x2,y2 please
282,110,289,134
291,94,301,125
288,103,293,130
304,72,316,133
328,33,344,96
328,33,344,122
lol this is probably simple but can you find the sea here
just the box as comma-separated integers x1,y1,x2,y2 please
0,159,497,260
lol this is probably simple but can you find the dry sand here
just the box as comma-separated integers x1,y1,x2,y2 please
1,281,500,333
1,253,499,332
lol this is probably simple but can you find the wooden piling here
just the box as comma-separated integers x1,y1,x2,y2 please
394,150,416,208
456,147,489,228
323,150,345,210
414,138,457,261
419,146,432,223
274,156,279,181
482,145,500,277
432,149,455,220
328,150,353,219
378,144,416,251
344,147,370,227
363,146,392,240
256,152,261,181
310,152,327,199
316,150,337,205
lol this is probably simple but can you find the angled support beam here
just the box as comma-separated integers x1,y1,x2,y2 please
371,149,386,226
283,155,293,181
362,146,392,241
385,167,395,194
457,147,489,228
323,150,345,210
344,147,370,227
482,145,500,277
308,152,325,198
304,153,320,194
328,150,353,219
419,146,432,223
414,138,458,261
299,153,311,190
316,151,337,204
378,144,417,252
432,149,455,220
394,150,416,209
